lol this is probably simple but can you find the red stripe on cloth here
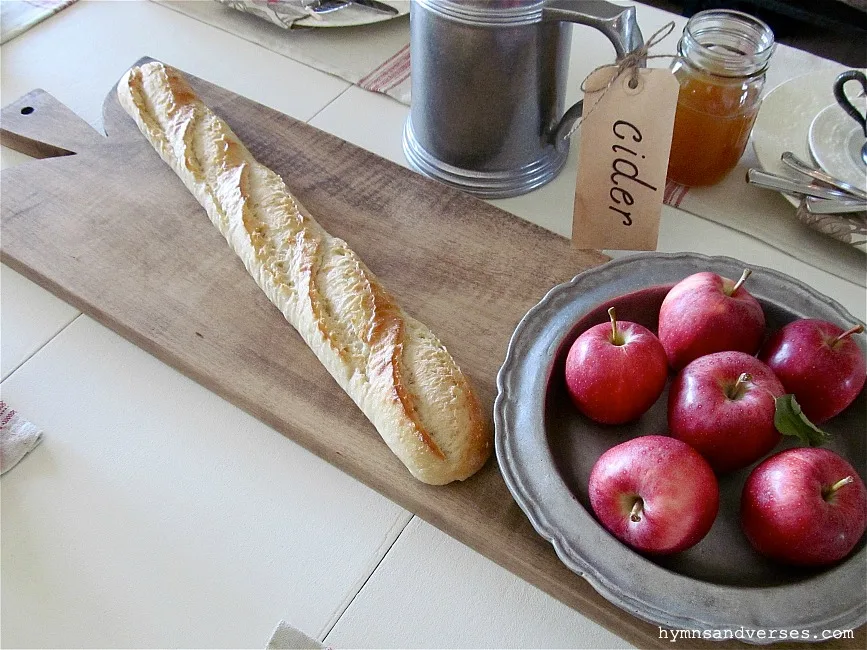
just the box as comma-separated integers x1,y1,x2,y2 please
358,44,410,88
663,179,678,205
378,63,412,93
358,46,406,86
663,179,689,208
0,401,17,428
673,183,690,208
364,53,410,92
1,409,16,428
370,58,411,92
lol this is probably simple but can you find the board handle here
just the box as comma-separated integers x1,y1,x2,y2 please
1,90,104,159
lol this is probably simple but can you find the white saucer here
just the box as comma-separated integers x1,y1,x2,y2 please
752,69,865,207
808,103,867,192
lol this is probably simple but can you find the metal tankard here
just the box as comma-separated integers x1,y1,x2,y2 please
402,0,644,198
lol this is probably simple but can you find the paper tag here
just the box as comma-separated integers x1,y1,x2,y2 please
572,67,679,251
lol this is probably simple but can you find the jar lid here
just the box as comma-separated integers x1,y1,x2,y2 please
680,9,776,77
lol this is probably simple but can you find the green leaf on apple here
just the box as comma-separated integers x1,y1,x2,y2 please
774,394,830,447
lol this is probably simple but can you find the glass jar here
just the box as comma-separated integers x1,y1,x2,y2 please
667,10,775,187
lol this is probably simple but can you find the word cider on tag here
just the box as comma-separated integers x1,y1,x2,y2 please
572,66,679,251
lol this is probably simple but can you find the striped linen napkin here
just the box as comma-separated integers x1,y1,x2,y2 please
795,200,867,249
1,0,78,45
0,401,44,475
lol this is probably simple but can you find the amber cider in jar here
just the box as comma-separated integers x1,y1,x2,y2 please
667,10,775,186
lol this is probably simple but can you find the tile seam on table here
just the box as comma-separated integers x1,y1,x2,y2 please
1,311,82,384
304,83,355,125
320,513,415,643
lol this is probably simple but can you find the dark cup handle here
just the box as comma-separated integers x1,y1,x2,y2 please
833,70,867,137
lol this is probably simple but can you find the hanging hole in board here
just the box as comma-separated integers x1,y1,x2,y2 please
628,77,639,89
20,106,34,115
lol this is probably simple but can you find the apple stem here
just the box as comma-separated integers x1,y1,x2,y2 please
729,372,752,400
729,268,752,295
833,324,865,345
824,476,854,500
608,307,625,346
630,498,644,523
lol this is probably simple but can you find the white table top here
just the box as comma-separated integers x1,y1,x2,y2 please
1,1,864,648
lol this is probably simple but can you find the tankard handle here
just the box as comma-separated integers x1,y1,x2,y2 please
542,0,645,151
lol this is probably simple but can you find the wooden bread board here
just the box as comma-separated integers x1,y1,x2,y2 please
2,59,861,649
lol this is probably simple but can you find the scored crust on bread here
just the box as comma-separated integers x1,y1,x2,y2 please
117,61,491,484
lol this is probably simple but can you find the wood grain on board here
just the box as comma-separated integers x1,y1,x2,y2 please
1,61,862,649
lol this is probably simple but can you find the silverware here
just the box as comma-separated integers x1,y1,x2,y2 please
351,0,399,15
746,169,853,201
303,0,345,14
805,196,867,215
748,169,866,215
780,151,867,201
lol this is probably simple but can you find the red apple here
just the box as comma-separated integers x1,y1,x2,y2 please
658,269,765,370
565,307,668,425
760,320,866,423
741,448,867,566
668,351,785,473
589,435,719,554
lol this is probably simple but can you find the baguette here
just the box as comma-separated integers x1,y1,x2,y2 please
117,62,491,485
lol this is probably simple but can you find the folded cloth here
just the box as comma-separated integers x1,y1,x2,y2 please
0,0,78,45
266,620,326,649
215,0,310,29
0,401,44,475
795,200,867,250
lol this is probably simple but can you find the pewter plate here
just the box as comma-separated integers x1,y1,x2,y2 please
494,253,866,642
